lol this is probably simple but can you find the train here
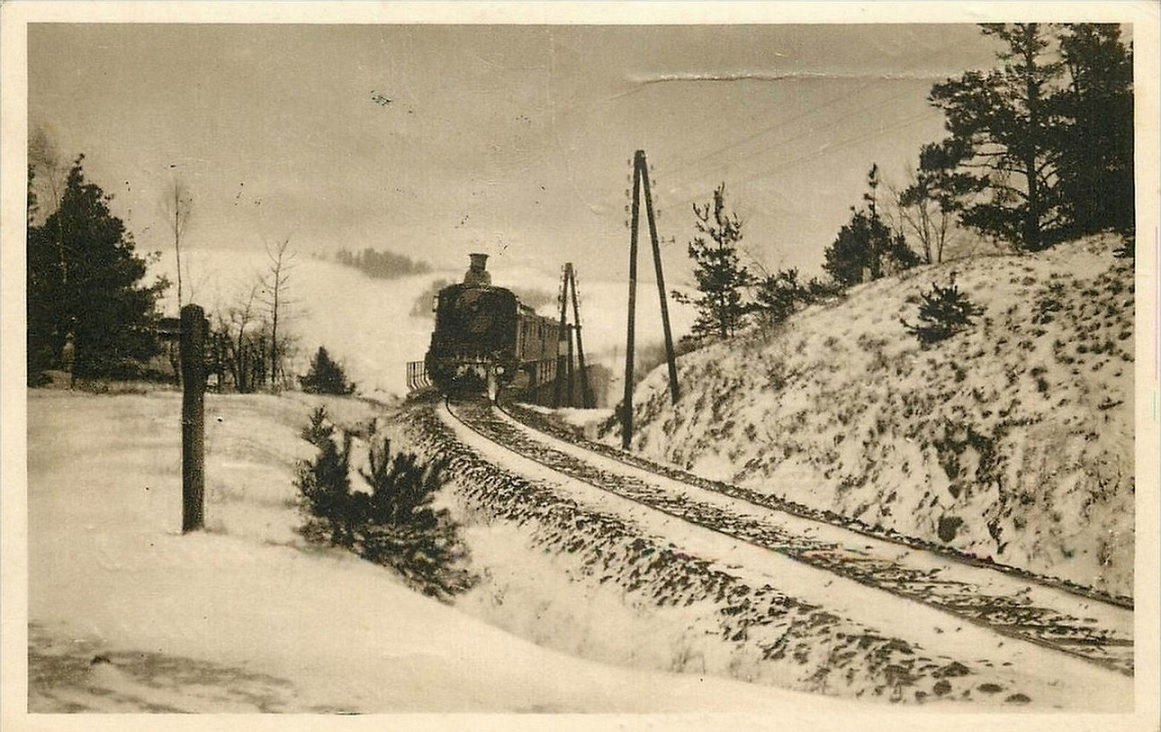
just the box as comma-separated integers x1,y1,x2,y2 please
416,254,562,399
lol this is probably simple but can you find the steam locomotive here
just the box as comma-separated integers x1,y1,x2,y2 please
418,254,561,399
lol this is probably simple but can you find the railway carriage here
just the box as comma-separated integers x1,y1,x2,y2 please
419,254,560,398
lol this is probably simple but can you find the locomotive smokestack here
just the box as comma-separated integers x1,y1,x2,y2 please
465,253,492,286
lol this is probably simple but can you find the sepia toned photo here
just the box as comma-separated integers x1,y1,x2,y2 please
2,3,1157,731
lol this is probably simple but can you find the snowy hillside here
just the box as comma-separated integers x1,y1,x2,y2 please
610,234,1135,598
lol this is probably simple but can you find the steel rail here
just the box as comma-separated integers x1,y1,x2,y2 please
444,397,1134,677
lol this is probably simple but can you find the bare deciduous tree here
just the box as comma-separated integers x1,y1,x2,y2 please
259,238,296,390
28,127,67,223
214,283,262,393
162,177,194,308
891,164,956,265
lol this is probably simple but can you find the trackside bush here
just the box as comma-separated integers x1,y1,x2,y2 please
294,407,473,599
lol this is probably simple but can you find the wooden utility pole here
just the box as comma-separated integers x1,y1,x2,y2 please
553,262,594,409
622,155,642,450
568,265,594,409
553,267,570,408
622,149,679,450
180,304,207,533
640,160,680,403
566,325,576,406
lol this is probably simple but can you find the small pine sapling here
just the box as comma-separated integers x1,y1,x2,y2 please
295,416,355,546
301,406,334,447
294,408,473,599
902,280,983,346
357,438,471,599
359,438,442,529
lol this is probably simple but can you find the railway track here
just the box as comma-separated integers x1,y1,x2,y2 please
445,397,1133,678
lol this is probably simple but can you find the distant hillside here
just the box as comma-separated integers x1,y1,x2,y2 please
609,234,1134,598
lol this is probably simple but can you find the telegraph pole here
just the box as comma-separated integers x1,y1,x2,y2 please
639,157,680,403
554,262,594,409
622,154,642,449
622,149,679,450
553,265,569,407
568,265,594,409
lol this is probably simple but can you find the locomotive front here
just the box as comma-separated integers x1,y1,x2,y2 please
425,254,520,395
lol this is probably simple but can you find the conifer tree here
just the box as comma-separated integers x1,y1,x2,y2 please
929,24,1068,251
674,183,753,340
300,346,355,395
27,156,168,382
823,165,920,287
1055,24,1134,238
925,23,1134,250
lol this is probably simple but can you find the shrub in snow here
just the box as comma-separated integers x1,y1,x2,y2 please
295,408,473,599
901,281,983,346
355,436,474,598
754,268,811,323
299,346,355,395
296,407,356,546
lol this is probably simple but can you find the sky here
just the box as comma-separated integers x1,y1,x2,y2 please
26,20,1012,291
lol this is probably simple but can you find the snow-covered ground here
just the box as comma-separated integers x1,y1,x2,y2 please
12,234,1154,729
23,388,868,721
608,235,1136,598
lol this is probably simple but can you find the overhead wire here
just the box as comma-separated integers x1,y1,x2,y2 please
640,41,961,220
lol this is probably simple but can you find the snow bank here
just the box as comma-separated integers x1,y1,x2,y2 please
612,235,1135,597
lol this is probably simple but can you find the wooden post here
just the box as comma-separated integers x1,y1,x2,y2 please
622,152,643,450
567,265,595,409
639,157,680,404
552,265,569,408
180,304,207,533
566,325,575,411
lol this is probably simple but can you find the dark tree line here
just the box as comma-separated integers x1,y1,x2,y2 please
27,155,168,384
822,24,1132,288
335,247,431,280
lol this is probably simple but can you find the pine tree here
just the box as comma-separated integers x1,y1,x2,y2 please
300,346,355,395
823,165,920,287
296,421,355,546
27,157,168,382
928,24,1069,251
902,280,983,346
674,183,753,341
1055,24,1134,238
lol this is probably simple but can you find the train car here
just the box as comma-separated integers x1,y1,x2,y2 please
420,254,560,399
